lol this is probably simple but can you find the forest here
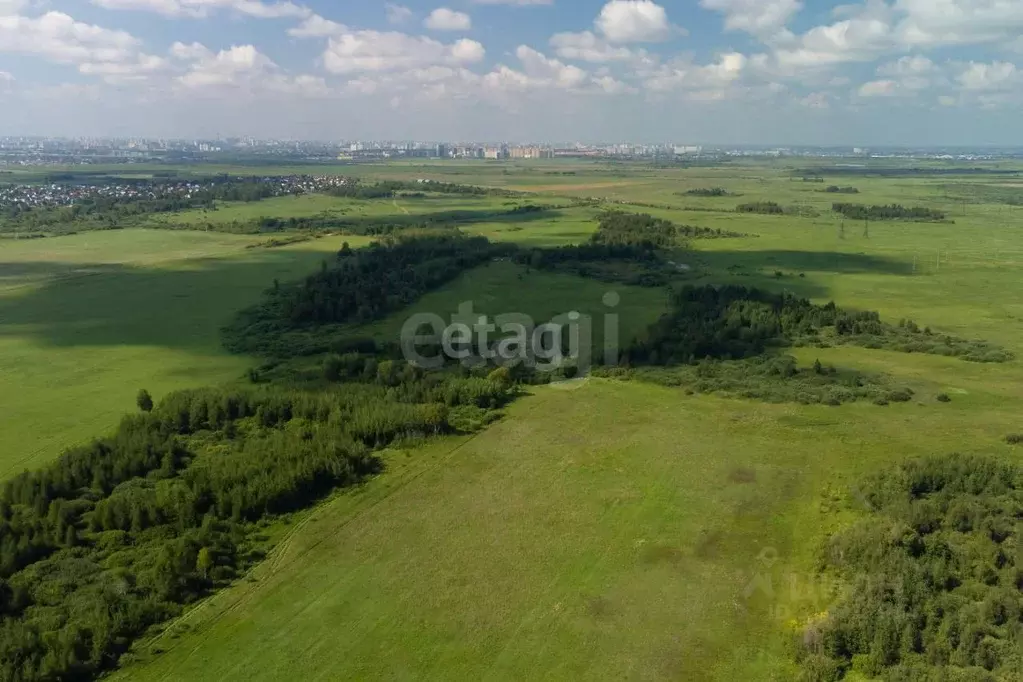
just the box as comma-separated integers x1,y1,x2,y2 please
0,355,514,682
223,232,509,358
624,285,1012,367
798,454,1023,681
831,203,948,221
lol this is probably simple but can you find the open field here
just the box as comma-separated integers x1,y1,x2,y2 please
113,372,1023,682
4,159,1023,680
0,229,371,477
356,259,667,350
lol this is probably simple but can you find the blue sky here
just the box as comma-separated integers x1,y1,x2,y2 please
1,1,1023,144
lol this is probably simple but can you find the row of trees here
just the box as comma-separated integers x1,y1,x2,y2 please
832,203,947,221
684,187,730,197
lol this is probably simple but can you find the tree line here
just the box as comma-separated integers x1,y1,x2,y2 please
832,203,947,221
223,233,509,358
622,285,1012,367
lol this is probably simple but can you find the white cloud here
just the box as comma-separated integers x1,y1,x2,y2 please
857,78,898,96
596,0,674,43
424,8,471,31
177,44,275,87
321,31,485,74
938,94,957,106
955,60,1018,90
515,45,588,87
875,54,939,90
91,0,310,19
169,41,213,60
79,54,168,83
700,0,802,39
385,4,413,24
549,30,650,64
0,11,141,65
894,0,1023,48
288,14,347,38
643,51,749,92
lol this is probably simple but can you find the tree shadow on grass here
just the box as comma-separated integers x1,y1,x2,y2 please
0,245,914,354
0,249,337,352
681,248,913,301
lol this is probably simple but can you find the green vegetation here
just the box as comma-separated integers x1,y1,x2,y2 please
824,186,860,194
737,201,786,215
797,454,1023,681
684,187,731,197
0,230,368,478
832,203,948,222
4,157,1023,682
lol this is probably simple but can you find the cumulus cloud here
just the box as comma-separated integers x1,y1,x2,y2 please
955,60,1018,90
596,0,674,43
549,30,650,64
0,11,142,65
424,8,471,31
288,14,347,38
91,0,310,19
321,31,485,74
643,51,749,92
894,0,1023,48
177,44,275,87
700,0,802,39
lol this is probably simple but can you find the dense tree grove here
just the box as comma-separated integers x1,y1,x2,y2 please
252,204,550,236
798,454,1023,681
326,180,516,200
737,201,785,214
832,203,947,221
223,233,508,357
624,285,1012,366
824,186,860,194
589,212,748,251
684,188,730,197
0,368,513,681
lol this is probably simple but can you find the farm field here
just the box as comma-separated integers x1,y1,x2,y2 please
4,158,1023,681
0,229,370,477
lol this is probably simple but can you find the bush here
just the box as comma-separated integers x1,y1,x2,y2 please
937,393,952,403
1005,434,1023,445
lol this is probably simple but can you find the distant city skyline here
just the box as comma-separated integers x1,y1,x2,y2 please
2,2,1023,145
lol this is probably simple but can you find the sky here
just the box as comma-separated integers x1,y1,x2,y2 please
1,0,1023,144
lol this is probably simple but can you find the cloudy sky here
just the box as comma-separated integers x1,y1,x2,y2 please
1,0,1023,144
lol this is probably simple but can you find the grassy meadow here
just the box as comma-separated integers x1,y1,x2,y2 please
4,158,1023,680
0,229,371,477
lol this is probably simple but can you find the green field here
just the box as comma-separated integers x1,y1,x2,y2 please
0,229,370,477
4,159,1023,681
